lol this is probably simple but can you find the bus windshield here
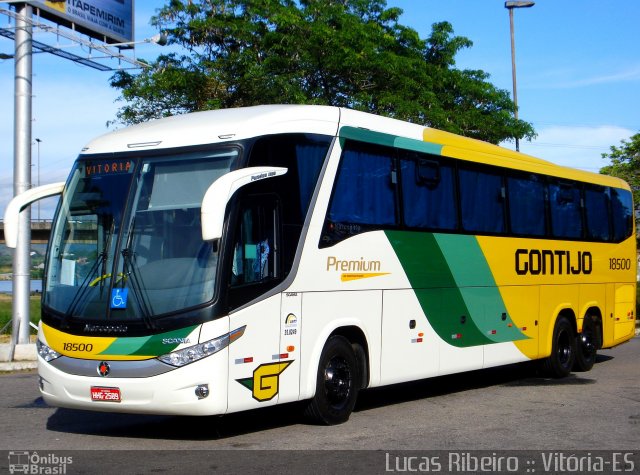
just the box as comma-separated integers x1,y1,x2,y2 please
44,148,240,323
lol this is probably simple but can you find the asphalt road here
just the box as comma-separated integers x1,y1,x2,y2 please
1,338,639,474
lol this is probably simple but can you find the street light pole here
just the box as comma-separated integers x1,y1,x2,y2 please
505,1,534,152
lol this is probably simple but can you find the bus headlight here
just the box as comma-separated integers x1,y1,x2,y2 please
36,340,62,362
158,325,246,367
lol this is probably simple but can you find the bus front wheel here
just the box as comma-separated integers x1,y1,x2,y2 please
304,335,359,425
542,316,576,378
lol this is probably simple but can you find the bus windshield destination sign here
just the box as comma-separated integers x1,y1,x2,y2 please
85,160,132,176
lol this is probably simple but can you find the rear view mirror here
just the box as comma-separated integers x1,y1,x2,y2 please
4,182,65,248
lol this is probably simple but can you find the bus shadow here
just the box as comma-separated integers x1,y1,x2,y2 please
46,402,304,441
354,355,609,411
44,355,612,440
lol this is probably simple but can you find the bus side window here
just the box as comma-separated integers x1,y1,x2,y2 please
549,182,583,239
328,143,397,227
610,187,634,242
459,167,506,234
400,155,457,231
584,186,610,241
507,174,546,237
321,140,398,246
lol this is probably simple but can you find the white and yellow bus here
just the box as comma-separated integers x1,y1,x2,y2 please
5,105,636,424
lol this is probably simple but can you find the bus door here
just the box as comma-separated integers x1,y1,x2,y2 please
226,198,284,412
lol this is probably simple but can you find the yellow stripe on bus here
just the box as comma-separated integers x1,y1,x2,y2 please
341,272,390,282
42,323,117,359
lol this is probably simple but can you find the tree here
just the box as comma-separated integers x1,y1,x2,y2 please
600,133,640,205
110,0,535,144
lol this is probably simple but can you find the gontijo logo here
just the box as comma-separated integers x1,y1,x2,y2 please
326,256,390,282
515,248,592,275
236,361,293,401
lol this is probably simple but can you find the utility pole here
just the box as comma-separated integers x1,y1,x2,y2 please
11,2,33,355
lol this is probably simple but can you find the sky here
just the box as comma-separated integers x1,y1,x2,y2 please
1,0,639,219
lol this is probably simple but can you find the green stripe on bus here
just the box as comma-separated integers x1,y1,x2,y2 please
98,325,199,356
386,230,491,347
339,126,443,155
97,335,150,356
433,234,527,344
386,231,527,347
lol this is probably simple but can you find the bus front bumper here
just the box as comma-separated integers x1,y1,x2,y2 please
37,354,229,416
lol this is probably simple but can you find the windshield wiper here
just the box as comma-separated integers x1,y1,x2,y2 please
62,250,107,320
121,248,156,330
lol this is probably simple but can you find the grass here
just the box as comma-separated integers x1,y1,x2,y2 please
0,294,41,337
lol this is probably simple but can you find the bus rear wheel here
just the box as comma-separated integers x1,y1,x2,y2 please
542,316,576,378
304,335,359,425
574,315,599,372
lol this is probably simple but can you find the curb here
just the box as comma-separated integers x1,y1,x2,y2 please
0,343,37,372
0,343,37,362
0,361,37,372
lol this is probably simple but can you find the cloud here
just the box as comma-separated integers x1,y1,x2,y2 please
525,65,640,90
516,125,635,172
568,67,640,88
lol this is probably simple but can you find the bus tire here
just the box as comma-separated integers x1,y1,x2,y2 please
304,335,359,425
542,316,576,378
574,314,598,372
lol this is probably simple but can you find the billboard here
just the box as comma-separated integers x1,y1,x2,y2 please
27,0,133,44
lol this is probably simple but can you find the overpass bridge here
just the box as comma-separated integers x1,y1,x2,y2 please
0,220,52,245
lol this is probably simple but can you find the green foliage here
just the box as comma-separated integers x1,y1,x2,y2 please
0,248,44,278
109,54,222,125
600,133,640,206
110,0,535,144
0,296,41,336
0,253,11,275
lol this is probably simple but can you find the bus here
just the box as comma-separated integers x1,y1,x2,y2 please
5,105,636,424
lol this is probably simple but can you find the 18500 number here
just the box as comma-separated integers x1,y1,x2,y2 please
609,258,632,270
62,342,94,352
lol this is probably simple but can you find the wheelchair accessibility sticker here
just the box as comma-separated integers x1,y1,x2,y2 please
111,288,129,309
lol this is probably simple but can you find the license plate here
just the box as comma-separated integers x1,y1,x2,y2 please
90,386,121,402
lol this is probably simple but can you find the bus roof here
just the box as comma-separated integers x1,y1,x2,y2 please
422,127,627,189
82,105,341,154
81,104,629,190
